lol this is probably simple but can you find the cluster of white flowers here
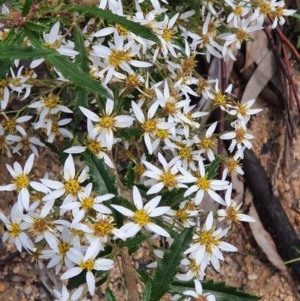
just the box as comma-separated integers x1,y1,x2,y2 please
0,0,295,300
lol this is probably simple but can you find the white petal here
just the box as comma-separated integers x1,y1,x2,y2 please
111,204,134,217
64,155,75,180
61,267,82,280
133,186,143,209
146,223,170,237
24,154,35,174
79,106,100,122
86,271,95,295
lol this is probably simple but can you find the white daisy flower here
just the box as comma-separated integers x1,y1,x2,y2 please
61,239,114,296
0,154,47,210
80,99,134,150
184,212,237,271
41,154,89,206
143,152,186,195
184,279,216,301
54,285,85,301
0,203,34,252
111,185,171,238
218,183,255,224
60,183,114,224
220,120,254,154
179,158,228,205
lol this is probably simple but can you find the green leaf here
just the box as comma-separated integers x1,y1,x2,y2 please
170,280,261,301
64,5,159,42
143,227,194,301
22,0,33,16
66,270,86,290
105,287,117,301
72,26,89,116
291,13,300,20
83,151,117,195
0,45,54,59
23,21,49,33
73,25,89,72
206,157,221,180
0,0,6,5
46,54,111,99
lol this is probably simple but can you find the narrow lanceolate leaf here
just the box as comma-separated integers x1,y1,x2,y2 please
105,287,117,301
0,45,54,59
22,0,34,16
73,26,89,72
73,26,89,115
143,227,194,301
170,280,261,301
83,151,117,195
206,157,221,180
46,54,111,99
64,5,159,42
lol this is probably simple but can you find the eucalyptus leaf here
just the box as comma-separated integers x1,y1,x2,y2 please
64,5,159,42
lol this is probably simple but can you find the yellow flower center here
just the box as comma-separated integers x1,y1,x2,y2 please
163,101,176,115
8,78,21,87
9,223,21,238
81,197,94,210
213,92,228,107
188,258,201,274
134,164,145,176
87,139,102,154
236,29,250,42
93,219,114,237
196,176,210,191
58,242,71,257
200,137,214,150
44,94,60,108
99,116,115,129
196,229,219,254
45,40,62,49
162,28,175,41
197,79,209,95
64,179,81,196
116,24,128,36
160,172,176,188
133,209,149,226
181,56,197,74
225,157,239,173
234,6,243,15
179,147,192,161
156,129,169,140
108,50,130,69
142,119,157,133
226,206,239,223
80,258,95,271
235,127,247,144
14,174,29,191
32,218,49,234
3,118,16,133
259,2,272,15
176,209,189,224
126,74,140,90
